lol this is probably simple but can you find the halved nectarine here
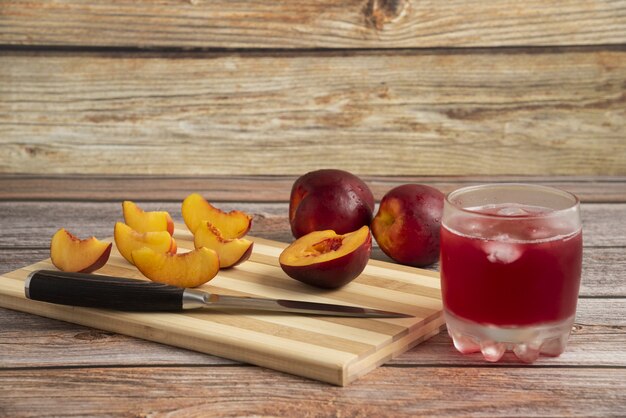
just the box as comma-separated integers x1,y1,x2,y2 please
131,246,219,288
122,201,174,235
279,225,372,289
194,220,253,268
50,228,112,273
114,222,177,264
182,193,252,238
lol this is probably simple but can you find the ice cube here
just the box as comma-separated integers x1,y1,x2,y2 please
527,226,551,241
527,218,577,241
484,239,522,264
496,206,529,217
465,220,483,233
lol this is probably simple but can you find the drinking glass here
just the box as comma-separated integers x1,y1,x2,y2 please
440,184,582,362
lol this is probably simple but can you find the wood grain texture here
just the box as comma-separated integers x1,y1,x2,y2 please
0,226,445,386
1,201,623,248
0,307,237,368
1,50,625,176
1,367,624,417
2,175,625,203
0,177,624,414
2,298,623,369
1,1,625,49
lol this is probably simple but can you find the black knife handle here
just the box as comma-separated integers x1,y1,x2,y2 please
25,270,185,311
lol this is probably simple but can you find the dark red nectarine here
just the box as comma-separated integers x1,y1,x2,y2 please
289,169,374,238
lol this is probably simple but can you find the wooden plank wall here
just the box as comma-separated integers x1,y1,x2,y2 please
1,1,625,176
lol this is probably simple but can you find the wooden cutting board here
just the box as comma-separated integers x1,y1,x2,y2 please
0,224,444,386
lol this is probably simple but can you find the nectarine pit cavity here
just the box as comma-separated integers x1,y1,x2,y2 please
311,237,344,254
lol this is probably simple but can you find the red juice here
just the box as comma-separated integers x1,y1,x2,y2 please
440,204,583,327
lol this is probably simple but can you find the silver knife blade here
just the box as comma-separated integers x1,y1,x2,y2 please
182,288,412,318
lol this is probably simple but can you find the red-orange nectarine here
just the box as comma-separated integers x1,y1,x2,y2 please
371,184,444,267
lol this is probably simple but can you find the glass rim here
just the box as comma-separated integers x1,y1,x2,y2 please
445,183,580,220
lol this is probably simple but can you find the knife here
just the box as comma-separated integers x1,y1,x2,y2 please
24,270,412,318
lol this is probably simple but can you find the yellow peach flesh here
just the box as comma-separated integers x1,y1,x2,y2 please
280,225,369,267
114,222,176,264
122,201,174,235
182,193,252,238
131,246,219,288
50,228,112,273
193,221,253,268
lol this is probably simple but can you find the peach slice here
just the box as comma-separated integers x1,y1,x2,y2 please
131,246,219,288
279,225,372,289
114,222,177,264
122,201,174,235
50,228,112,273
194,220,253,268
182,193,252,238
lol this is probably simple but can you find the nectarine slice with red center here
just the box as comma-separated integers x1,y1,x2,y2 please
114,222,177,264
50,228,112,273
194,221,253,269
279,226,372,289
131,246,219,288
122,201,174,235
182,193,252,238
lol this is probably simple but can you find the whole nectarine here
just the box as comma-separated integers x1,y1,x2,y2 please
279,226,371,289
371,184,444,267
289,169,374,238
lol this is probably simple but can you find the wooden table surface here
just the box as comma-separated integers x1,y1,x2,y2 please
1,174,625,416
